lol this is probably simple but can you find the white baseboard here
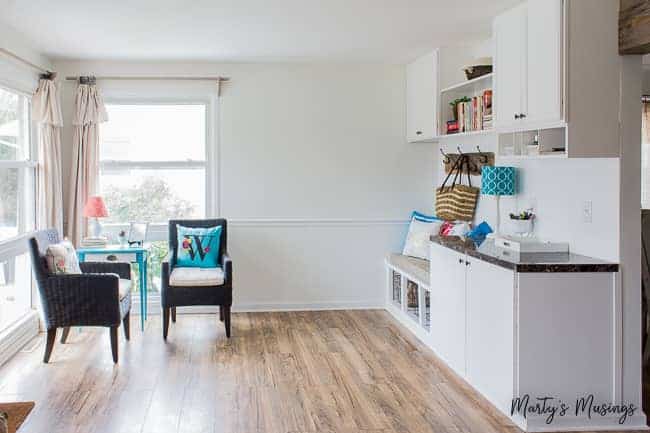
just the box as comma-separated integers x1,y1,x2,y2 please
131,296,383,315
0,311,39,367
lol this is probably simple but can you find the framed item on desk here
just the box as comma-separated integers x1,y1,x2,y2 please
128,222,148,247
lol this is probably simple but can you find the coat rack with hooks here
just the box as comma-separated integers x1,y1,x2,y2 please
441,146,494,175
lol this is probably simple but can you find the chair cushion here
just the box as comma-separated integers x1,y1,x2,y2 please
119,279,131,301
170,267,225,287
45,240,82,274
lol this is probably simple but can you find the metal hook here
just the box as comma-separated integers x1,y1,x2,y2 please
439,148,451,164
476,145,488,163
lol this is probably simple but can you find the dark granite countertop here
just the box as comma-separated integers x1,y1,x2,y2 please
430,236,619,273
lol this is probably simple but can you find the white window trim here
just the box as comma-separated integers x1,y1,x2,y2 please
0,84,38,347
100,99,216,226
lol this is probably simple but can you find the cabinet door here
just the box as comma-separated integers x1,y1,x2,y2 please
525,0,563,126
406,50,438,142
465,257,515,414
494,3,526,130
429,242,466,376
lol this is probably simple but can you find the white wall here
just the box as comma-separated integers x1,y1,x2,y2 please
0,24,52,93
54,60,435,310
438,134,620,261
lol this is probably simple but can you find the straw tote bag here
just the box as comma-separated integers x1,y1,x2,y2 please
435,155,480,221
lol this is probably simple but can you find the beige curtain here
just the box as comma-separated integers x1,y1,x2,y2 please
65,81,108,246
32,78,64,233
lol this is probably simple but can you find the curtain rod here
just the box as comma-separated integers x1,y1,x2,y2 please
0,47,53,75
64,75,230,95
64,76,229,82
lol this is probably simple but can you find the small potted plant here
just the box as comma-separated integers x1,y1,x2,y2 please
509,209,535,236
118,229,128,246
450,96,471,121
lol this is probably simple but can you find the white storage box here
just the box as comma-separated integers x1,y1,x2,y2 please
494,235,569,253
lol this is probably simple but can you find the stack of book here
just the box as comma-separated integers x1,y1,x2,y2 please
80,237,108,248
456,88,493,133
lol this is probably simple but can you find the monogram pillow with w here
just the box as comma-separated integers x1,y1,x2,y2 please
175,225,222,268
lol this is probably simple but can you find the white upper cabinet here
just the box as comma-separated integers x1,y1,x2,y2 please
494,0,564,131
526,0,563,127
494,3,527,130
406,50,438,142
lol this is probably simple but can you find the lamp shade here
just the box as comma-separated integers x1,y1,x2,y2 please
83,196,109,218
481,166,516,196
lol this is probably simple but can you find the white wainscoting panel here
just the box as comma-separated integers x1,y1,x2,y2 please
227,219,408,310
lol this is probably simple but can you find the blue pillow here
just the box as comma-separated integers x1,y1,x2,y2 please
411,211,441,223
466,221,493,247
176,225,222,268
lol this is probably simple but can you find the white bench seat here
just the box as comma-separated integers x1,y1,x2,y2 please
385,253,430,288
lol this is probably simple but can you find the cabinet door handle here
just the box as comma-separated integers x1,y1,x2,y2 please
416,130,422,135
458,258,464,264
465,261,471,266
514,113,520,120
519,113,527,119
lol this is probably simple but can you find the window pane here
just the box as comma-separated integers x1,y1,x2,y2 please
100,104,206,162
100,168,205,224
0,167,19,241
0,88,29,161
0,253,32,332
0,167,34,242
131,240,168,294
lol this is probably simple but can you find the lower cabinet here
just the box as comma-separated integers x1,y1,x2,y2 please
429,243,515,408
465,256,515,415
422,242,627,431
429,242,467,375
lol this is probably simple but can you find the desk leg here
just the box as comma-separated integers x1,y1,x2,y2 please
139,256,145,331
143,257,148,319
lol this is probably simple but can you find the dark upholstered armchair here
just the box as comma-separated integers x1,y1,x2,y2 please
28,229,132,363
161,219,232,339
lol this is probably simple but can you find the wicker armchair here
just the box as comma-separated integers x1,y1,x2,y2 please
28,229,132,363
161,219,233,339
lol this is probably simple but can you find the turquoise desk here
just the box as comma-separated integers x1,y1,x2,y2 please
77,245,150,331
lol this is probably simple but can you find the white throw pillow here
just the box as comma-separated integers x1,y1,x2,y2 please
45,240,82,274
402,218,443,260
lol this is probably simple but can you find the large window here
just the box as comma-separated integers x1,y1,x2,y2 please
0,86,36,333
99,103,209,294
99,104,208,225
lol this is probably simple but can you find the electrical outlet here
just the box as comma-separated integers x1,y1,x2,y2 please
582,201,593,223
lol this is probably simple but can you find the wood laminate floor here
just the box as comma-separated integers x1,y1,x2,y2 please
0,311,641,433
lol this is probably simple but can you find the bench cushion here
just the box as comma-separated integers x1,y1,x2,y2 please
386,253,430,286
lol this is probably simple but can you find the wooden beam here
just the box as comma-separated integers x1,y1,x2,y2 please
620,0,650,54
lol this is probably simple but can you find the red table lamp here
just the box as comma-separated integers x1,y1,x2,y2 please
83,196,109,238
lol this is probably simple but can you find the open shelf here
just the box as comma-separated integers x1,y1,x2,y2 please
439,73,493,138
498,152,567,160
440,73,493,94
497,126,567,159
434,129,495,140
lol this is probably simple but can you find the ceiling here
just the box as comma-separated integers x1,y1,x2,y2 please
1,0,521,63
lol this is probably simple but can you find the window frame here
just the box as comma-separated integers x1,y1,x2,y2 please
99,99,215,235
0,83,38,334
0,83,38,245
